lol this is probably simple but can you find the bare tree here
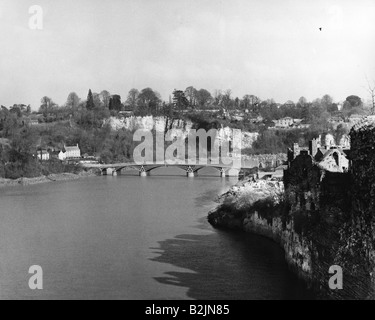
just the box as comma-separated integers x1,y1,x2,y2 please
221,89,233,110
126,88,140,110
66,92,80,110
365,77,375,115
185,86,197,108
40,96,56,116
100,90,111,109
242,94,260,114
195,89,212,109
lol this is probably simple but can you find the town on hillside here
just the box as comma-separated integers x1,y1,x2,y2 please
0,88,373,179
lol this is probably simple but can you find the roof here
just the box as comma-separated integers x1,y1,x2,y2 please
321,148,347,160
64,145,80,152
317,147,327,154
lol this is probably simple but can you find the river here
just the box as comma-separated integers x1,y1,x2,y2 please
0,167,314,300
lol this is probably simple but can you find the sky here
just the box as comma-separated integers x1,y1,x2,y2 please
0,0,375,110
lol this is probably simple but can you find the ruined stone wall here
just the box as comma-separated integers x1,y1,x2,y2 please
282,153,370,299
210,151,371,299
348,121,375,298
209,117,375,299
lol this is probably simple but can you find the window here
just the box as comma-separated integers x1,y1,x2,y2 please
333,152,339,166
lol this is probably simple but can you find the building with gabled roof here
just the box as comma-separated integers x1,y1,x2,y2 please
58,144,81,160
317,149,349,173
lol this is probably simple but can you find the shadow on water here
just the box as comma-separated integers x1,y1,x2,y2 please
151,218,316,300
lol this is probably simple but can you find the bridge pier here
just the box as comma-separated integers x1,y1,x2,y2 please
139,166,148,177
220,168,226,178
112,170,118,176
186,166,195,178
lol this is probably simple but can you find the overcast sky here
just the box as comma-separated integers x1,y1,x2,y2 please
0,0,374,110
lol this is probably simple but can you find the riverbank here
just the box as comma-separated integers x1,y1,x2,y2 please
0,170,97,188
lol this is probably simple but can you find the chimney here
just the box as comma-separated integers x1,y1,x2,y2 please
309,138,318,158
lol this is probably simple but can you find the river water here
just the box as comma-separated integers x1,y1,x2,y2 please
0,167,313,300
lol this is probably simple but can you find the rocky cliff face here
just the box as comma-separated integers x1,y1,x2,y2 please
105,116,192,133
104,116,259,150
208,179,316,293
209,118,375,299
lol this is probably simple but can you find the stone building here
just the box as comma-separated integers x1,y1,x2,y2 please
317,149,349,173
282,115,375,298
273,117,295,129
288,135,350,173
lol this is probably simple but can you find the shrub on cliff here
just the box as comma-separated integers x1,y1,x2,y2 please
208,197,248,229
250,197,283,224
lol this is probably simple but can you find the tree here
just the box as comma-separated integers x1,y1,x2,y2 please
185,86,197,108
309,98,325,120
195,89,212,109
86,89,95,111
234,97,240,109
100,90,111,109
296,97,308,118
221,89,233,110
66,92,80,110
92,93,102,109
26,105,31,115
212,90,222,108
242,94,261,115
125,89,140,110
365,78,375,114
301,102,312,122
334,123,349,145
242,95,251,111
137,88,161,115
321,94,335,113
343,95,362,111
109,95,123,112
297,96,307,107
39,96,56,117
9,105,23,118
172,89,189,114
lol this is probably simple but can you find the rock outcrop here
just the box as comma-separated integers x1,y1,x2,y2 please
104,116,259,150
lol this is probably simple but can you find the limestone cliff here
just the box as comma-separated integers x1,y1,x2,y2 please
104,116,259,150
209,179,316,293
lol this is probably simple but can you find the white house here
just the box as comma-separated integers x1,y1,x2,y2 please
37,150,50,161
59,144,81,160
273,117,294,128
58,151,66,161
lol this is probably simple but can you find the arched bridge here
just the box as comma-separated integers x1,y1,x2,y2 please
81,161,258,178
